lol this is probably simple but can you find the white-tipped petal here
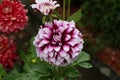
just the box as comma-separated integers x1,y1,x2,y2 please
54,46,61,52
49,51,54,57
50,58,55,63
38,40,49,47
65,34,71,41
60,51,66,57
63,45,70,52
48,45,54,52
64,54,70,60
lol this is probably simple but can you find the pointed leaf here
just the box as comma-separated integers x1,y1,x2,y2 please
17,50,28,63
78,62,93,69
42,16,46,24
76,51,91,63
67,9,82,22
53,11,62,19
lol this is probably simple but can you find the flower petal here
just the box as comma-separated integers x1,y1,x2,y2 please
60,50,66,57
64,34,71,41
54,46,61,52
48,44,54,52
48,51,54,57
64,54,70,60
55,61,61,65
63,45,70,52
49,57,56,63
38,40,49,47
57,56,64,62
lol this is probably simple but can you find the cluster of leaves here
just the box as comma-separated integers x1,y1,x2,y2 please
1,37,92,80
81,0,120,49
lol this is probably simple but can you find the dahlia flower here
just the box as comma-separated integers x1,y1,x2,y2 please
0,0,28,34
31,0,60,15
33,20,84,66
0,35,18,68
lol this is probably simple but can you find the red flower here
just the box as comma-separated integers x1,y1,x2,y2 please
0,0,28,34
0,35,18,69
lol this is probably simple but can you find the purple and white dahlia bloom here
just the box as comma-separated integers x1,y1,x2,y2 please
31,0,60,15
33,20,84,66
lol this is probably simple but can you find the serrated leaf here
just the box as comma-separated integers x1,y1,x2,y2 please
18,62,51,80
3,68,22,80
23,62,50,76
76,51,91,63
78,62,93,69
17,72,40,80
67,9,82,22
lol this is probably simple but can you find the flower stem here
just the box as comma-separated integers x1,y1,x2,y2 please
67,0,70,18
63,0,66,20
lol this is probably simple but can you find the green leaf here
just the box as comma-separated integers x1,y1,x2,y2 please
78,62,93,69
75,51,91,63
53,11,62,19
42,16,46,24
0,0,2,3
66,77,78,80
28,37,38,62
23,62,50,76
17,50,28,63
67,9,82,22
29,36,36,53
3,68,22,80
59,78,64,80
0,64,6,80
51,14,58,18
23,64,31,72
54,77,64,80
17,72,40,80
19,62,51,80
64,66,81,77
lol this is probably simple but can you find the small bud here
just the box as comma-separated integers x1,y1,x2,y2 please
31,59,36,64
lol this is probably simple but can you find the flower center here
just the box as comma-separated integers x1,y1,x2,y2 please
40,3,53,13
52,31,62,45
2,7,12,14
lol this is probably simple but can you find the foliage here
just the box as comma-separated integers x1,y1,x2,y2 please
0,64,6,80
67,9,82,22
81,0,120,49
2,37,92,80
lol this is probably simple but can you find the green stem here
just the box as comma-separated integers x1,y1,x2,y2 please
63,0,66,20
67,0,70,18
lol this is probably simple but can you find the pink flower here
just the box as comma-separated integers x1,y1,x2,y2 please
0,35,18,69
33,20,84,66
31,0,60,15
0,0,28,34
